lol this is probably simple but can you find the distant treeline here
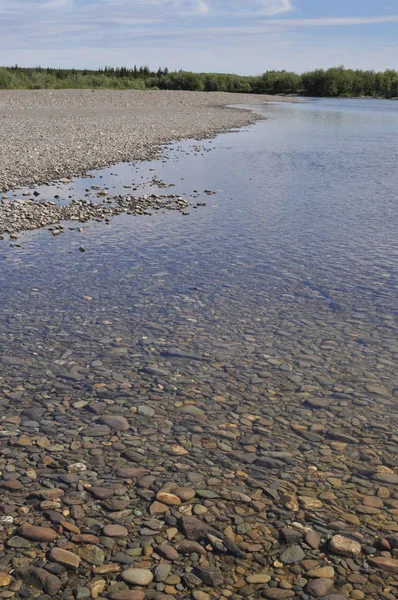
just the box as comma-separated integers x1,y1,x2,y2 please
1,65,398,98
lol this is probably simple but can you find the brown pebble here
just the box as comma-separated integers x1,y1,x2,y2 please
49,547,80,569
19,523,58,542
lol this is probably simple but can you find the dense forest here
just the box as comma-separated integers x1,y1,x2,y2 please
0,65,398,98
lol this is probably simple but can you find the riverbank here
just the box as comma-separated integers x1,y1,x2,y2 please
0,89,296,193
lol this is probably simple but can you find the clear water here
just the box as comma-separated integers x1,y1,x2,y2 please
1,98,398,413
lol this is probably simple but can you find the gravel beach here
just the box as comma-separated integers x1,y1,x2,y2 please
0,89,291,192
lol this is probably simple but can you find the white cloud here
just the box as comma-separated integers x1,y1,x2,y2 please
0,0,292,21
0,0,397,73
171,0,211,15
202,0,293,16
255,0,293,16
270,15,398,26
197,0,209,14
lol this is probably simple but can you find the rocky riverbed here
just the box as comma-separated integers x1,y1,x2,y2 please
0,94,397,600
0,89,295,193
0,344,397,600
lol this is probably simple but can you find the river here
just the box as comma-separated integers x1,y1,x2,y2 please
0,97,397,597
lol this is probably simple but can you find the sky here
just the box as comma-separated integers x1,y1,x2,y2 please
0,0,397,73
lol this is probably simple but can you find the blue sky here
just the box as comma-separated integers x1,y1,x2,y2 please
0,0,397,73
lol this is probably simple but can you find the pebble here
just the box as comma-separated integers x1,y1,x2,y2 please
279,545,305,564
306,578,334,597
78,545,105,565
103,524,128,537
262,590,295,599
246,574,271,583
121,568,154,586
18,523,57,542
0,574,12,587
49,548,80,569
153,563,172,582
109,592,146,600
368,556,398,573
194,565,223,586
156,544,179,560
306,567,335,578
329,535,362,557
156,492,182,506
192,593,211,600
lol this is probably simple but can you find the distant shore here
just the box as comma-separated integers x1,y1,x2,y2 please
0,90,298,192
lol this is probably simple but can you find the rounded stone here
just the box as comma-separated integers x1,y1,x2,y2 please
49,548,80,570
306,578,334,597
156,492,181,506
0,573,12,587
78,545,105,566
305,531,321,549
150,501,169,515
262,590,295,599
156,544,179,561
246,574,271,584
74,588,90,600
193,592,211,600
121,568,154,586
329,535,361,557
307,567,335,579
18,523,58,542
279,545,305,564
153,563,172,582
83,425,111,437
368,556,398,574
100,415,130,431
103,524,128,538
174,486,196,502
109,593,145,600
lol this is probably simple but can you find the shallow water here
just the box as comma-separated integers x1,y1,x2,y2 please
2,98,398,399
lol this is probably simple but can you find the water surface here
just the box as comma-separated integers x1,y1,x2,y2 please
1,98,398,418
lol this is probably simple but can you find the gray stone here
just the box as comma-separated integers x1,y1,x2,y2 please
153,563,172,582
121,568,153,586
7,536,31,548
279,545,305,564
137,405,155,417
74,588,91,600
262,590,295,599
100,415,130,431
194,565,223,586
306,578,334,597
179,515,220,541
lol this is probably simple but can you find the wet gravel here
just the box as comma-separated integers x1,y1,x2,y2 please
0,332,397,600
0,89,293,192
0,193,191,239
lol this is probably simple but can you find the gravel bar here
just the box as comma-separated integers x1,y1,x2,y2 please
0,90,294,192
